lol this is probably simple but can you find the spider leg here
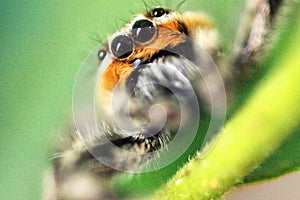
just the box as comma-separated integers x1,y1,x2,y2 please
44,127,165,200
232,0,283,77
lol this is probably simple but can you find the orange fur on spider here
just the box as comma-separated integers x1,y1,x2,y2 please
97,61,133,116
99,61,133,92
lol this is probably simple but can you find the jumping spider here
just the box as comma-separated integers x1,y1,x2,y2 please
44,0,286,199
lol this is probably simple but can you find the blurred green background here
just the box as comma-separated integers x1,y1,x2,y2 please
0,0,261,199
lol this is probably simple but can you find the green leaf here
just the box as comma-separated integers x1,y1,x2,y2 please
244,127,300,183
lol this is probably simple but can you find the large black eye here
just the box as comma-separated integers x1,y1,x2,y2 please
132,19,155,42
97,49,106,61
111,35,133,59
152,7,168,18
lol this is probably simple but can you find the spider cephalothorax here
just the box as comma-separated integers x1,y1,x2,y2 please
97,6,219,104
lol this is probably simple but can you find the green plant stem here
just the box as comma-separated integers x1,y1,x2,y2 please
153,15,300,200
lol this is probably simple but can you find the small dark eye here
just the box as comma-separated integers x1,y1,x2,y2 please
110,35,133,59
98,49,106,61
152,7,168,18
132,19,155,42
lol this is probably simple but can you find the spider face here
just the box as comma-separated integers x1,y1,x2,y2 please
96,7,219,129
